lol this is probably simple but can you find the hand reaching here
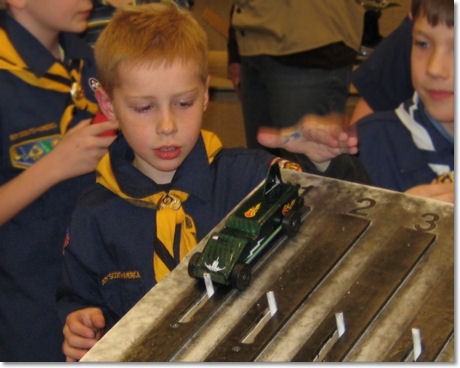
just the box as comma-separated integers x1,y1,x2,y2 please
405,182,454,203
257,113,358,169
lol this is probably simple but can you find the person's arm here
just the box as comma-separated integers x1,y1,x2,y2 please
257,113,358,172
62,307,106,362
57,196,122,361
0,119,118,226
405,182,454,204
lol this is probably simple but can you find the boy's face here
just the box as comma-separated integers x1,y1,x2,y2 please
22,0,93,34
105,60,209,184
411,14,454,127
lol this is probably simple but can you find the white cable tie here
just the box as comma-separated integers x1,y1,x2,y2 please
203,272,215,298
412,328,422,361
335,312,346,338
267,291,278,316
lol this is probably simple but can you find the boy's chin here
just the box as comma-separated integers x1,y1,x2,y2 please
427,109,454,126
422,100,454,126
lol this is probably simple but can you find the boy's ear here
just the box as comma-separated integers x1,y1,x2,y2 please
94,88,116,120
203,75,210,112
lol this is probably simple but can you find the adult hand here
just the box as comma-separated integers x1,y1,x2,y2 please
405,182,454,203
257,113,358,170
62,307,106,362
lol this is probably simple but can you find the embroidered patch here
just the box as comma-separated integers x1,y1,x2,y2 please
9,134,60,169
101,271,142,286
88,77,101,91
9,122,58,142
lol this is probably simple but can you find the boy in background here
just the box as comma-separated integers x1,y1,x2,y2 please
57,3,368,361
0,0,117,361
350,15,414,124
356,0,453,203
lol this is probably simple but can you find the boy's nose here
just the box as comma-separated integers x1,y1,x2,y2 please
427,49,451,79
156,108,177,135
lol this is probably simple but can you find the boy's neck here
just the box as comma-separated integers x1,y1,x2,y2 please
132,157,175,185
57,44,65,62
9,10,61,59
423,105,454,139
439,122,454,137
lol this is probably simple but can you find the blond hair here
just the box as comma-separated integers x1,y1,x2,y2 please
94,2,208,94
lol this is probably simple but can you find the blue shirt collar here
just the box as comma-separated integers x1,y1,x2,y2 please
421,102,454,144
109,134,213,203
2,10,93,77
409,93,454,147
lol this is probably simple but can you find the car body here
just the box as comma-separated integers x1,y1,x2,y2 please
188,164,304,290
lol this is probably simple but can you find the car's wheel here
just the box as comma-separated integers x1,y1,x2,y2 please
231,263,251,291
188,252,202,278
283,211,301,237
295,196,304,210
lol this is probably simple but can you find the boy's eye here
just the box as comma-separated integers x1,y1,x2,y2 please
414,39,429,49
133,104,153,113
176,99,194,108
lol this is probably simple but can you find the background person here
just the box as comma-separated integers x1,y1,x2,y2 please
227,0,364,149
0,0,117,361
356,0,454,203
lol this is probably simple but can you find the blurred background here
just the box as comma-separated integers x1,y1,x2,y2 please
189,0,411,148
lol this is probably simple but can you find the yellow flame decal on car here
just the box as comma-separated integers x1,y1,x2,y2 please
245,202,261,218
281,199,296,216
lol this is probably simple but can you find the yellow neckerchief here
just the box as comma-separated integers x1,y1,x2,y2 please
0,28,98,134
96,130,223,282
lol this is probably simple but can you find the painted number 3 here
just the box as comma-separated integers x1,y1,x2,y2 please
415,213,439,232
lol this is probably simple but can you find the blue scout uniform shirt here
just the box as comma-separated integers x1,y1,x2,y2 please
57,133,276,329
0,11,97,361
351,16,413,111
357,93,454,192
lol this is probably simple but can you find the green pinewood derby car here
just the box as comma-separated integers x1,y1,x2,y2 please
188,164,304,291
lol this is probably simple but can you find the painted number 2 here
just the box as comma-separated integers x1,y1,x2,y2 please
349,198,376,216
